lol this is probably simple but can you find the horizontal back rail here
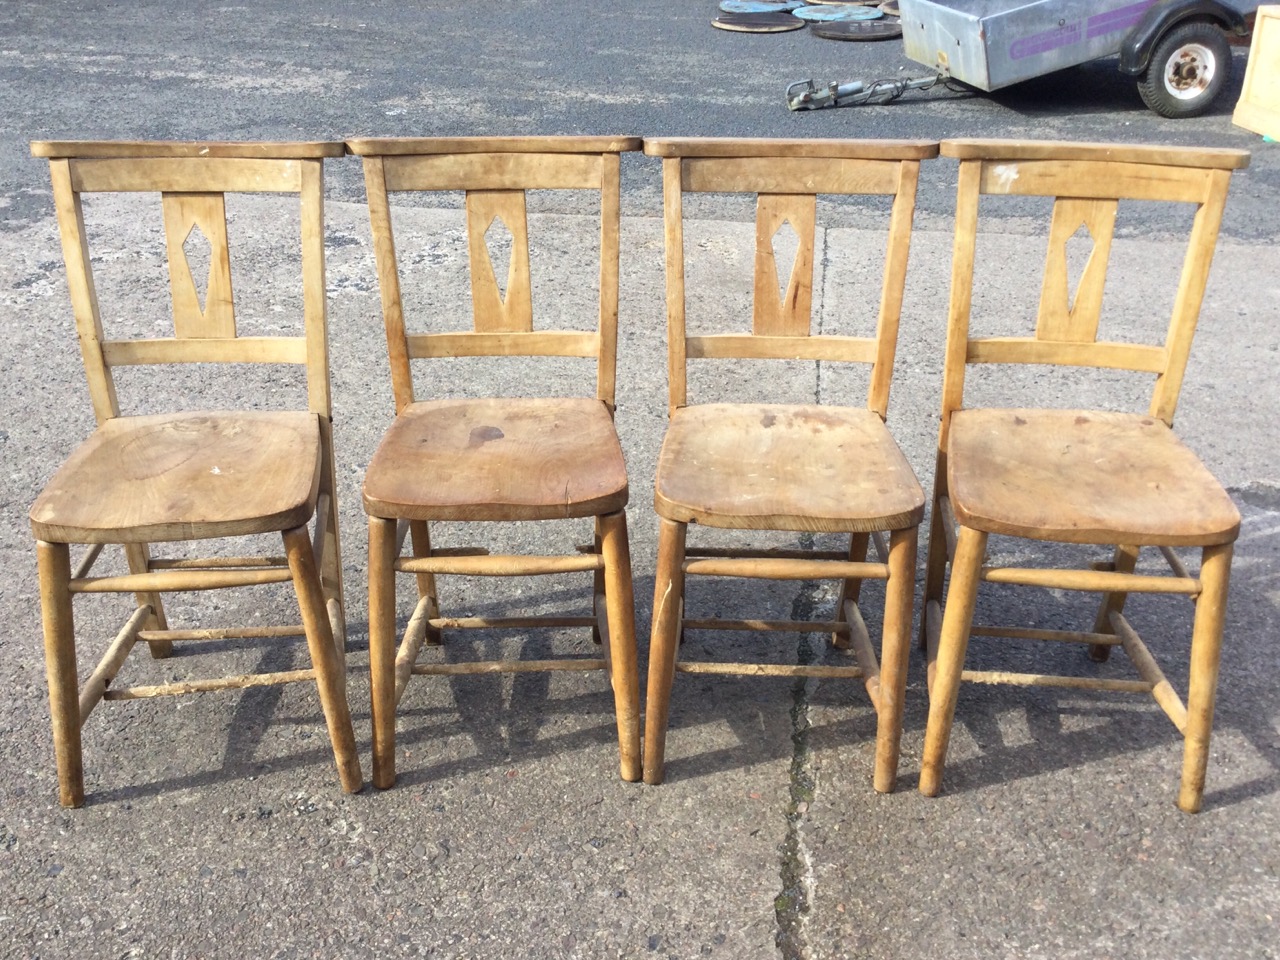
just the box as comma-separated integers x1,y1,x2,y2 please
70,158,304,193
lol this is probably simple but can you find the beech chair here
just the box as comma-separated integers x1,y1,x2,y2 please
920,139,1249,812
29,141,362,806
642,138,937,791
348,136,643,789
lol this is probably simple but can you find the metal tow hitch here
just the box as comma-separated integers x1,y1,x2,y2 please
785,74,949,110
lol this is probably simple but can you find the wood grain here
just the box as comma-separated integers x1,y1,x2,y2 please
30,411,321,543
946,409,1240,546
654,404,923,532
362,397,627,521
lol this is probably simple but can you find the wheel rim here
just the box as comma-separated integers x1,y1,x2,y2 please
1162,43,1217,100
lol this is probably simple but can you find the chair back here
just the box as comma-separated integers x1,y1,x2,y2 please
348,136,642,414
643,138,938,417
32,141,342,423
938,138,1249,441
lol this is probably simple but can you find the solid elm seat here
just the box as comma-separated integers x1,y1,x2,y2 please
946,409,1240,547
362,398,628,522
654,403,924,532
30,411,322,544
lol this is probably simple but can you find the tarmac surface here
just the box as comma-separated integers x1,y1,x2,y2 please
1,3,1279,958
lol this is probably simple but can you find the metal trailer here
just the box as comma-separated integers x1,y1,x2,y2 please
788,0,1256,117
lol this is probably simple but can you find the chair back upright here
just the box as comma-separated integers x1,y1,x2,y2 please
348,136,642,414
643,137,939,418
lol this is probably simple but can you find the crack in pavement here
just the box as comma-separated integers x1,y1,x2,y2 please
775,533,821,960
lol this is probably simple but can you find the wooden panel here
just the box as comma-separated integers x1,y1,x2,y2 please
162,193,236,338
966,337,1167,372
347,136,641,156
977,159,1212,203
34,141,343,159
753,194,816,336
654,404,924,533
101,337,307,366
69,157,302,193
1036,198,1118,343
941,138,1249,170
407,331,598,358
383,152,602,191
687,334,876,363
683,157,900,195
466,190,532,333
1234,8,1280,139
645,138,939,160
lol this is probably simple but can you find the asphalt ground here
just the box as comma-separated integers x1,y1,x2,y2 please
1,3,1278,958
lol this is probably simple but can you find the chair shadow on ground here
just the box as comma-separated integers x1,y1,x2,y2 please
87,495,1280,808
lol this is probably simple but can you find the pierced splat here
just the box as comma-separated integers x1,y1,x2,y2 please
466,189,532,333
753,194,816,337
161,192,236,339
1036,197,1118,343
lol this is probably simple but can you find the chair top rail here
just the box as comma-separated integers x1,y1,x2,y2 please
941,138,1249,171
645,137,938,160
32,141,344,160
347,136,641,157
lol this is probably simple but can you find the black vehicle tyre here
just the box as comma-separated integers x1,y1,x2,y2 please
1138,19,1232,118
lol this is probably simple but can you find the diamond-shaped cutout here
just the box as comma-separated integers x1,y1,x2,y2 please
1064,222,1094,313
484,214,514,303
182,223,213,314
772,218,800,304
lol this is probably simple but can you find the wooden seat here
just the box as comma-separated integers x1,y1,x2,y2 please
920,139,1250,813
362,398,628,522
348,136,644,789
31,411,322,543
655,403,923,532
29,140,361,807
947,409,1239,547
642,137,938,792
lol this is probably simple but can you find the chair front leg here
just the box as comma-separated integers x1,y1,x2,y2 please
283,526,362,794
599,510,640,782
643,518,687,785
368,516,400,789
919,524,988,798
1178,542,1232,813
873,526,917,794
38,540,84,808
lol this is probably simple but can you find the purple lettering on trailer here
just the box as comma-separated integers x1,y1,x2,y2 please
1086,0,1159,39
1009,23,1083,60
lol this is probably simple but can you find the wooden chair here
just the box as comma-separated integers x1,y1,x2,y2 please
29,141,362,806
642,138,937,791
920,139,1250,812
347,136,643,789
